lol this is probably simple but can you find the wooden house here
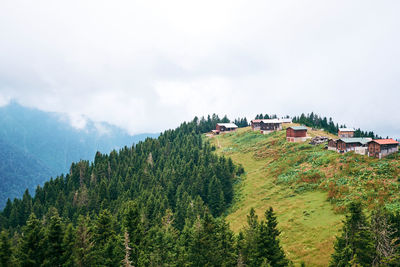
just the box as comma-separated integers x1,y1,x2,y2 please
336,138,371,155
250,119,263,131
286,126,307,142
213,123,238,134
327,139,337,151
338,128,355,138
368,139,399,159
259,119,282,134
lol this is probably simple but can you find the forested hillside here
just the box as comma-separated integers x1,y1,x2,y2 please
0,139,53,207
0,103,158,206
0,116,290,266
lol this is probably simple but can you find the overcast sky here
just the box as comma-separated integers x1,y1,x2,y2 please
0,1,399,137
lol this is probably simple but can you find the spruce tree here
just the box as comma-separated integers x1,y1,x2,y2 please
43,208,65,267
75,215,95,267
62,223,76,267
93,209,124,266
0,230,12,267
262,207,288,266
124,201,144,266
18,213,46,267
330,202,375,266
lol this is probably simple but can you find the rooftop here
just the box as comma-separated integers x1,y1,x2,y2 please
288,126,307,131
217,123,238,128
370,139,399,145
339,137,372,145
339,128,355,132
260,119,282,124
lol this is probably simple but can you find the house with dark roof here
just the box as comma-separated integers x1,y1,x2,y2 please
368,139,399,159
336,137,372,155
286,126,307,142
259,119,282,134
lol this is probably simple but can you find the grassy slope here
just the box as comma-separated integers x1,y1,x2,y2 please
209,126,400,266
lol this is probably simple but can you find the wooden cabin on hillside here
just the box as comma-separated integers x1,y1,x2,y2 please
338,128,355,138
213,123,238,135
260,119,282,134
336,138,371,155
368,139,399,159
327,139,338,151
250,119,263,131
286,126,307,142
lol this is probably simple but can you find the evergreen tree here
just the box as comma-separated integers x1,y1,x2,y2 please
262,208,288,266
0,230,12,267
43,208,65,267
75,215,95,267
240,208,288,267
124,201,144,266
62,223,76,267
330,202,375,266
93,209,124,266
17,213,46,267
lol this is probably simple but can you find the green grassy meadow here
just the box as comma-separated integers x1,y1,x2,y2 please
209,126,400,266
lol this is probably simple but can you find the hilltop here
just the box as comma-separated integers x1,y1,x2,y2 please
209,125,400,266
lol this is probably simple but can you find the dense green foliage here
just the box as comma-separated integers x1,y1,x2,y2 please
0,102,158,207
0,139,52,209
330,202,400,266
234,117,249,128
292,112,381,138
239,208,288,267
254,114,279,120
0,116,289,266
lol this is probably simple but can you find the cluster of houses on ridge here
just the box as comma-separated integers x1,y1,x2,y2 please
212,119,399,159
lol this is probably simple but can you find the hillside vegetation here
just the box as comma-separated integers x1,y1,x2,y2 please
209,126,400,266
0,118,293,267
0,103,157,206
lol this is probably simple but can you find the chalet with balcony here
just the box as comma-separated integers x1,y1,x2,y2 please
286,126,307,142
368,139,399,159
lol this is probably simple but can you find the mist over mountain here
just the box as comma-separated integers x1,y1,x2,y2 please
0,102,158,206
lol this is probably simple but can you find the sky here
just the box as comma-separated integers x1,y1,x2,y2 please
0,1,399,137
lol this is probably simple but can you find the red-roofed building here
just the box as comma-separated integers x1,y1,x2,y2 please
368,139,399,159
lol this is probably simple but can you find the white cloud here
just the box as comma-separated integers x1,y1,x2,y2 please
0,1,399,137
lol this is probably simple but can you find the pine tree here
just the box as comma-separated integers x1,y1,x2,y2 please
262,207,288,266
62,223,76,267
0,230,12,266
18,213,46,267
330,202,375,266
207,176,225,216
241,208,288,267
75,215,95,267
93,209,124,266
124,201,144,266
43,208,66,267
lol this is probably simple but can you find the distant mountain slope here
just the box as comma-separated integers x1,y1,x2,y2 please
0,102,158,205
0,138,53,204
